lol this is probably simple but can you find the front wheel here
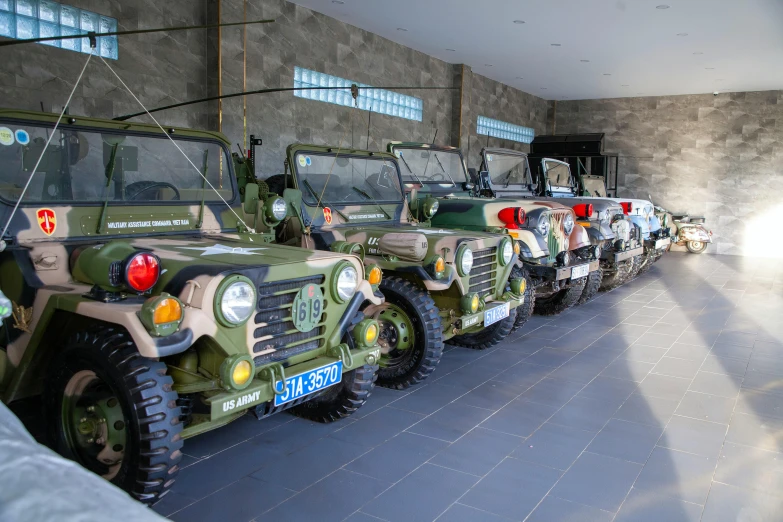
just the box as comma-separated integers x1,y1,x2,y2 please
535,276,587,316
508,264,535,332
577,268,603,305
687,241,707,254
365,276,443,390
290,363,378,422
447,308,517,350
44,327,183,505
600,257,634,291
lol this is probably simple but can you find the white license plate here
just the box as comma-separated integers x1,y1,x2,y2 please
655,238,671,249
571,264,590,279
274,361,343,407
484,302,510,327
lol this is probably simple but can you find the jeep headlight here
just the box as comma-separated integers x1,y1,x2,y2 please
563,213,574,235
217,276,256,326
422,197,439,219
500,238,513,266
265,196,288,223
456,246,473,276
536,214,551,237
334,264,358,303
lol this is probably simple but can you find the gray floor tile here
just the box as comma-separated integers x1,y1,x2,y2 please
170,477,295,522
752,340,783,359
699,354,749,376
181,413,293,459
637,373,692,401
476,348,535,370
520,377,585,407
524,348,576,368
511,421,595,470
258,470,390,522
735,389,783,420
406,403,493,443
747,353,783,376
701,482,783,522
547,358,608,385
576,376,638,406
460,458,563,520
526,325,576,341
726,412,783,452
345,432,449,483
493,362,552,389
666,342,711,362
742,370,783,396
437,503,513,522
651,356,704,379
674,391,736,424
635,332,679,349
716,331,758,347
589,333,636,351
351,387,409,419
587,419,664,464
710,342,754,360
688,371,742,398
714,442,783,496
390,383,467,415
151,490,197,518
623,313,660,327
614,488,704,522
526,496,614,522
330,407,426,448
676,330,719,347
430,427,523,476
434,363,502,391
659,414,728,457
455,380,524,411
601,359,656,382
479,398,560,437
613,393,680,427
621,344,669,364
550,452,642,512
633,446,717,504
361,464,479,522
548,396,620,432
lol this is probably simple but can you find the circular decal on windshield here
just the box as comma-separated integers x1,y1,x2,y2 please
486,154,493,161
298,155,307,167
323,207,333,224
305,156,312,166
14,129,30,145
0,127,14,146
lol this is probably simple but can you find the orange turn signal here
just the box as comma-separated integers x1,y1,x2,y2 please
434,257,446,274
153,298,182,325
368,266,382,285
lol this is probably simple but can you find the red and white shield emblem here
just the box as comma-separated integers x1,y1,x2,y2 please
323,207,333,224
36,208,57,236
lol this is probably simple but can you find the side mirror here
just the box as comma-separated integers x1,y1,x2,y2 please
282,187,303,211
243,183,259,214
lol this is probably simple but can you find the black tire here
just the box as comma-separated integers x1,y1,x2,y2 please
687,241,707,254
447,308,517,350
371,276,443,390
289,363,378,422
535,276,588,316
508,264,535,332
44,327,183,505
600,257,634,291
577,267,603,305
636,251,655,276
627,255,643,280
264,174,287,196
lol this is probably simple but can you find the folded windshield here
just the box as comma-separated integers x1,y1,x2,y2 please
395,148,467,186
544,160,572,188
583,177,607,197
0,122,233,203
293,152,403,206
484,153,533,187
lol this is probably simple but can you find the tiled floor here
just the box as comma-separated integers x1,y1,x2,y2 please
154,253,783,522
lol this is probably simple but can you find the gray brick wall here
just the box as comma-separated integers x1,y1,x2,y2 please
551,92,783,256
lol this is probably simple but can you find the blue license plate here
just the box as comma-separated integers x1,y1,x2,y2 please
274,361,343,407
484,302,510,327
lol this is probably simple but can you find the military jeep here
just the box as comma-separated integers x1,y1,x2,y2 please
0,110,383,504
252,144,525,389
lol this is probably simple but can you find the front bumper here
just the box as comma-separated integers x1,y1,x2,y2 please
200,343,381,429
646,237,671,252
605,245,644,263
445,295,523,338
526,259,601,282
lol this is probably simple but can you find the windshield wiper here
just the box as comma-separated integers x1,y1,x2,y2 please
196,149,208,228
96,143,119,234
303,178,347,221
398,153,424,185
503,170,514,188
432,153,456,187
352,186,392,219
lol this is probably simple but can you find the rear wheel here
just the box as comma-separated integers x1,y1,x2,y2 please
577,267,603,305
44,327,183,505
535,276,587,316
687,241,707,254
290,362,377,423
365,276,443,390
448,308,517,350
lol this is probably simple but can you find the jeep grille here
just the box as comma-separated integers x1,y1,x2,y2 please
546,210,569,263
468,247,498,298
252,275,327,365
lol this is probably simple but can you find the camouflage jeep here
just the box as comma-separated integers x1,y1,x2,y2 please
250,144,525,389
0,110,383,504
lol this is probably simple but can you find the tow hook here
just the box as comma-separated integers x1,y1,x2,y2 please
260,363,287,395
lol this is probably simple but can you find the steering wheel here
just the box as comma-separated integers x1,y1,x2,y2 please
125,181,181,201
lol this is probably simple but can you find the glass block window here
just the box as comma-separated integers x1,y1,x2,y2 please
294,66,423,122
477,115,534,144
0,0,118,59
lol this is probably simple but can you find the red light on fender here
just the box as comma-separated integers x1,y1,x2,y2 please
498,207,526,229
620,202,633,214
573,203,593,218
125,252,160,293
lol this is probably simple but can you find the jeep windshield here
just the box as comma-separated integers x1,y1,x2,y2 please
292,152,403,206
542,159,574,196
583,177,607,197
394,147,467,188
484,152,534,190
0,122,234,204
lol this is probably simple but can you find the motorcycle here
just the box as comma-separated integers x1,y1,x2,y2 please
654,205,712,254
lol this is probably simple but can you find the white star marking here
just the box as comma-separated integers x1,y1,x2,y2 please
179,244,268,256
415,229,454,235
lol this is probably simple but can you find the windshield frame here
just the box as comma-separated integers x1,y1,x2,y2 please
481,149,536,192
582,176,608,197
542,158,575,195
290,150,406,207
0,117,238,207
391,145,470,188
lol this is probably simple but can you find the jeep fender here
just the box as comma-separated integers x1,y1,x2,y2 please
629,215,651,240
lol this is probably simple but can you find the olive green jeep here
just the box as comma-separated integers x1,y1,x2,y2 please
240,145,526,390
0,110,383,504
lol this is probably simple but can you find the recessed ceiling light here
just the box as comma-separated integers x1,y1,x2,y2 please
516,76,524,79
693,52,703,55
603,73,612,76
580,59,590,62
677,33,688,36
484,64,493,67
715,79,724,82
637,92,645,94
621,84,629,87
445,48,456,51
331,0,344,3
705,67,715,70
396,27,407,31
541,88,547,90
551,43,561,46
513,20,525,24
656,4,670,9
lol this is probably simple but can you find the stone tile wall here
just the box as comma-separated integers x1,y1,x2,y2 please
551,92,783,256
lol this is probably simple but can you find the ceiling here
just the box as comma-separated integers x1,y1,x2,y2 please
291,0,783,101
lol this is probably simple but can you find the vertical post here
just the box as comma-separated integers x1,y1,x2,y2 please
243,0,248,151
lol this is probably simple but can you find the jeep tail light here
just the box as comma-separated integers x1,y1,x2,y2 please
620,202,633,214
498,207,526,229
573,204,594,219
125,252,160,293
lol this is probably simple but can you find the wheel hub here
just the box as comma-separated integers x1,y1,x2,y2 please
365,303,414,357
